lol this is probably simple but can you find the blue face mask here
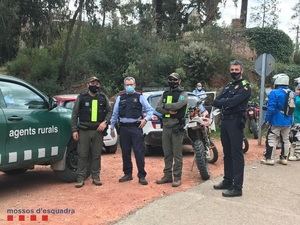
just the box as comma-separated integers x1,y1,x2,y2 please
125,85,135,94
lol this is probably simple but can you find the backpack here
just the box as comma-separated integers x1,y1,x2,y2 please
283,89,295,116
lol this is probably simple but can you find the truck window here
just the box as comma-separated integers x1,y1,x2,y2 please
0,81,46,109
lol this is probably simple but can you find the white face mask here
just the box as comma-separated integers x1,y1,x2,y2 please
197,87,202,91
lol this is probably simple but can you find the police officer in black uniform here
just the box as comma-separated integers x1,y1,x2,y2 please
71,76,111,188
212,60,251,197
110,77,153,185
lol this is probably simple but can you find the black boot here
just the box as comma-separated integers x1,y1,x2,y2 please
213,180,232,190
222,188,242,197
119,174,133,182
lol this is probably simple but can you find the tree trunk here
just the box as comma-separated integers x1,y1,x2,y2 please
72,8,83,52
240,0,248,27
262,0,266,28
154,0,163,35
102,10,106,27
57,0,84,85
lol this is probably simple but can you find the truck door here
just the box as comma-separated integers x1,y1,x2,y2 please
0,80,61,168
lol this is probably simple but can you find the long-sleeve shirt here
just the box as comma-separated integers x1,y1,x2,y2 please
294,96,300,124
156,87,188,127
71,92,111,132
265,86,293,126
110,93,154,129
192,89,207,100
213,79,251,115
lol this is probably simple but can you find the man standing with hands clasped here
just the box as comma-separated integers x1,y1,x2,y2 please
212,60,251,197
156,73,188,187
72,76,111,188
110,76,153,185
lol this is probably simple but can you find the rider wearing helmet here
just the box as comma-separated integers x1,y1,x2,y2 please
261,73,293,165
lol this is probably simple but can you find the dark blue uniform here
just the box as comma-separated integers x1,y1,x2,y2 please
213,79,251,190
110,91,153,179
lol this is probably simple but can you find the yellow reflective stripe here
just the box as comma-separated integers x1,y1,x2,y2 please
165,96,173,118
91,100,98,122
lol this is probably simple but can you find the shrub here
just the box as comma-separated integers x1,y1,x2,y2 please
245,27,294,63
7,48,60,95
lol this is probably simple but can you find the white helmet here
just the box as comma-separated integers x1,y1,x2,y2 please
294,77,300,85
273,73,289,86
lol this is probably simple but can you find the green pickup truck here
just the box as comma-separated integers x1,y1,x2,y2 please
0,74,79,182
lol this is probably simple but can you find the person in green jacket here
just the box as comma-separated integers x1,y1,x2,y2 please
289,83,300,161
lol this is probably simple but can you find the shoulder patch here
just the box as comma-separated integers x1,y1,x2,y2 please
179,95,185,101
242,80,250,86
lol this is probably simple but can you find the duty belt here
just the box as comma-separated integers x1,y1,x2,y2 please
119,122,141,127
221,113,243,120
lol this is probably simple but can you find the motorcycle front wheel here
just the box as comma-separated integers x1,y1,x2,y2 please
249,119,258,139
243,137,249,153
193,139,210,180
207,140,218,164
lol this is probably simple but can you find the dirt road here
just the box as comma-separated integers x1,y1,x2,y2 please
0,139,264,225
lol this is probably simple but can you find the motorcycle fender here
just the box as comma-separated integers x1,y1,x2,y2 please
51,149,67,171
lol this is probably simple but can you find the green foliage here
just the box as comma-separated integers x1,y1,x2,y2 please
181,26,232,87
7,48,60,95
245,27,294,63
6,23,235,95
0,0,20,64
273,63,300,86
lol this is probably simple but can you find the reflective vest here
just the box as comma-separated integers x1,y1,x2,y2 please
162,89,187,120
78,92,107,123
119,92,142,119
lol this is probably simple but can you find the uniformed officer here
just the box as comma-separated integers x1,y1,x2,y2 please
156,73,188,187
110,76,153,185
212,60,251,197
71,76,111,188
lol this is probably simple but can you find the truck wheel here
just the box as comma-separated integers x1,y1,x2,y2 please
3,168,28,175
144,144,151,156
54,140,78,182
105,143,118,154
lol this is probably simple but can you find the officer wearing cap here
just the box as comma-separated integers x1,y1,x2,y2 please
110,76,153,185
212,60,251,197
156,72,188,187
71,76,111,188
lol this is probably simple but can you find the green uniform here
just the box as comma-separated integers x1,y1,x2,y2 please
71,91,111,181
156,87,188,180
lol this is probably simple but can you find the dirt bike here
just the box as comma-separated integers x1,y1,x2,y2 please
186,104,218,180
246,102,259,139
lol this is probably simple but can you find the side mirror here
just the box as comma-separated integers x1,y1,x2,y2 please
49,97,58,110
